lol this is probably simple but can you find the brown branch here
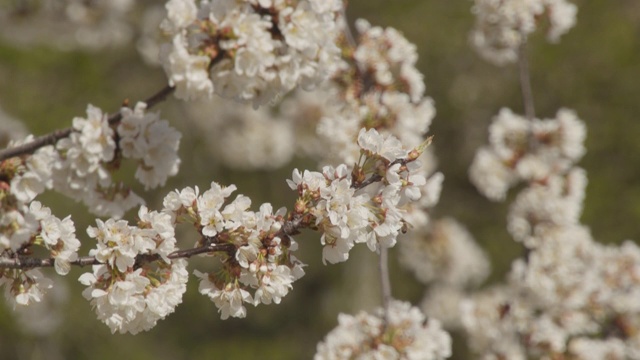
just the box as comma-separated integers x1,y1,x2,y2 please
0,255,99,269
0,215,308,271
0,241,234,271
0,85,175,162
356,174,383,189
353,158,407,190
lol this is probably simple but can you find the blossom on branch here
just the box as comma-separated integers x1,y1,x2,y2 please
470,0,578,65
79,206,187,334
469,108,586,201
163,181,305,319
315,300,452,360
160,0,343,106
118,102,181,190
2,102,182,218
288,128,432,264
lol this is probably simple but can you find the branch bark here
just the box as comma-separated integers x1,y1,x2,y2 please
0,85,175,162
0,214,306,271
0,242,235,270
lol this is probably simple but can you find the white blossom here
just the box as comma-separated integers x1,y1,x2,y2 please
0,269,53,308
159,0,343,106
315,300,452,359
470,0,578,65
52,104,143,218
29,201,80,275
80,211,187,334
195,271,252,320
118,102,181,190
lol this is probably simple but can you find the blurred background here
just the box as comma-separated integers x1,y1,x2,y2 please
0,0,639,358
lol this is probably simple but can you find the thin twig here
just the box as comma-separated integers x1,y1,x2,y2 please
0,85,175,162
517,41,535,121
378,246,392,323
354,158,407,190
341,5,358,49
0,242,234,270
0,214,307,271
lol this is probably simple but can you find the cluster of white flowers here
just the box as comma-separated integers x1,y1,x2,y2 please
314,19,435,165
175,15,440,176
315,300,452,360
507,167,586,247
7,136,57,203
6,103,181,218
162,181,305,320
0,268,53,308
469,107,586,201
0,0,135,51
53,104,143,217
460,77,640,357
470,0,578,65
0,198,79,306
118,102,181,189
288,128,432,264
159,0,343,106
0,116,83,307
461,234,640,359
79,206,188,334
29,202,81,275
13,277,68,337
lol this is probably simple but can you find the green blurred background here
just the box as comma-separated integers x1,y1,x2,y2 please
1,0,639,358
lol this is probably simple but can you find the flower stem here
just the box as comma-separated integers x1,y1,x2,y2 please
517,41,535,121
378,247,392,322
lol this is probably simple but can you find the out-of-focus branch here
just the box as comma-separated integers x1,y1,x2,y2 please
517,41,535,121
378,246,392,323
0,84,175,162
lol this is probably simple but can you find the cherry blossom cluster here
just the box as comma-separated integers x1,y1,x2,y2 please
315,19,436,165
469,107,586,201
461,233,640,359
118,102,181,189
314,300,452,359
0,201,79,307
4,103,181,218
52,105,143,217
162,182,305,320
79,206,188,334
307,19,444,232
159,0,343,106
178,16,440,180
462,176,640,357
288,128,434,264
471,0,577,65
461,102,640,358
0,0,136,50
